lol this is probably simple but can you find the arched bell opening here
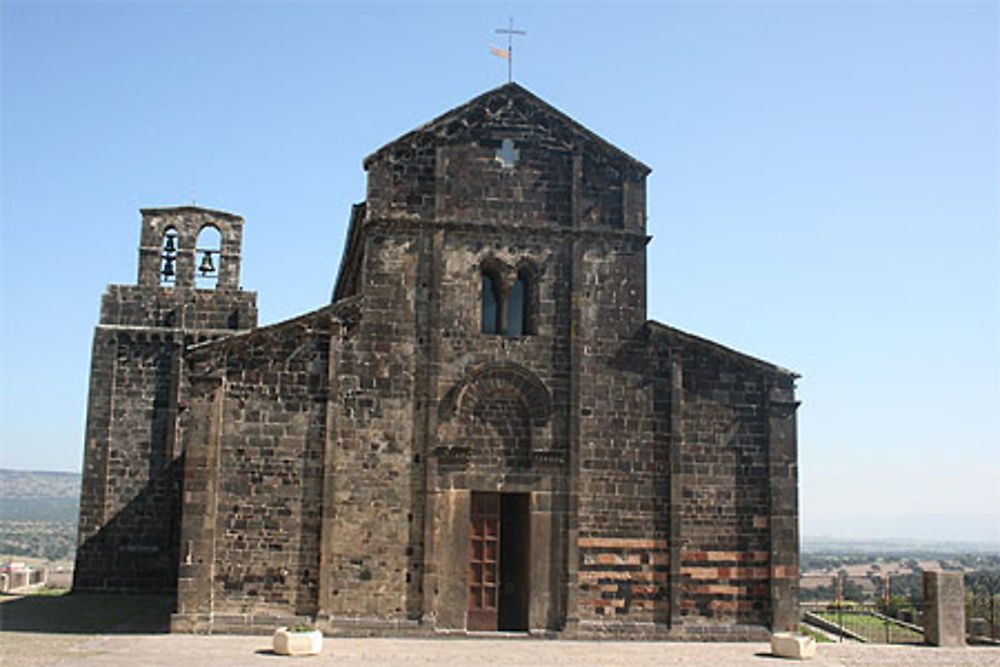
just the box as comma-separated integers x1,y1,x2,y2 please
159,227,179,286
194,225,221,289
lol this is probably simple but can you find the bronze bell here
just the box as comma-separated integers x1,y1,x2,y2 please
163,235,176,253
162,257,175,278
199,251,215,275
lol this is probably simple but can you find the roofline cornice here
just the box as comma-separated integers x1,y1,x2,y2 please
140,206,244,222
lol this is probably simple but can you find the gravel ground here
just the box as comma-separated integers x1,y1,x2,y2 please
1,633,998,667
2,595,998,667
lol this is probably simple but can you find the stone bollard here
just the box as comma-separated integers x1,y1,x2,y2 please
770,632,817,660
923,571,966,647
272,627,323,656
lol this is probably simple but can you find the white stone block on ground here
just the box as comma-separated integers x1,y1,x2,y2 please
272,627,323,656
770,632,817,660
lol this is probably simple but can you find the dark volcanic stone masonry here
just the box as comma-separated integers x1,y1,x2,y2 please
75,83,800,640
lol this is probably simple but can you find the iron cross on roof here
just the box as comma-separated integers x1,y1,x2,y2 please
495,17,526,83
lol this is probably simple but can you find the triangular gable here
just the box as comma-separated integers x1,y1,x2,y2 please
363,83,651,176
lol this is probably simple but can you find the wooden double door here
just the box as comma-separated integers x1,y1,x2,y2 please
467,492,530,632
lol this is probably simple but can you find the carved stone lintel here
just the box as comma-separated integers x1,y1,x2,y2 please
530,450,567,466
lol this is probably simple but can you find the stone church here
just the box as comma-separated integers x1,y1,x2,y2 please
75,83,800,639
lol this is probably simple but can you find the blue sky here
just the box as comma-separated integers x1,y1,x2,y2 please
2,1,997,543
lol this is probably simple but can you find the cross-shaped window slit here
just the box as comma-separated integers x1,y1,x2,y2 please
496,139,520,168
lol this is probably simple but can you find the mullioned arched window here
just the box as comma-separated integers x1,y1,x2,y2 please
481,269,501,334
508,267,535,337
480,263,534,337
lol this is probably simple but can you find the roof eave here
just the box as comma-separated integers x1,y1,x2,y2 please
646,320,800,379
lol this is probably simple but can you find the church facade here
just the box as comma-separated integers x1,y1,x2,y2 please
75,83,800,639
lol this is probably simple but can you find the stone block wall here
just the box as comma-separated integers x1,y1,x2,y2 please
75,328,184,591
569,320,798,638
100,286,257,331
570,228,667,632
173,310,333,631
320,229,419,626
75,324,252,592
650,324,799,637
673,348,772,627
576,537,670,623
436,142,573,227
214,325,330,616
572,348,670,630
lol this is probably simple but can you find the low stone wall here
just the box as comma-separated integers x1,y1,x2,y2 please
0,567,47,593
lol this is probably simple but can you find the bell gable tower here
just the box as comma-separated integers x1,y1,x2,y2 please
74,206,258,592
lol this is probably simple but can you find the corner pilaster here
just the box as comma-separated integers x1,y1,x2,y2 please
171,373,224,633
766,380,800,632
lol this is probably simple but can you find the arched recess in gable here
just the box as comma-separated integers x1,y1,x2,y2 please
446,362,550,425
436,363,554,469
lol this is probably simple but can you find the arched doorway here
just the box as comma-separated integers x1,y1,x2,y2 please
432,363,567,633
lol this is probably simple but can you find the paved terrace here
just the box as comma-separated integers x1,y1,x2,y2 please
2,594,997,666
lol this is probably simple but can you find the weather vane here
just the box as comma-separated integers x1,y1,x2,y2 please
492,17,526,83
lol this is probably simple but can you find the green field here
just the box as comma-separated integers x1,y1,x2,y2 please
799,624,833,643
813,611,923,644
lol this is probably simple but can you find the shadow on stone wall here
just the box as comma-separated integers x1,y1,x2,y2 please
74,458,183,596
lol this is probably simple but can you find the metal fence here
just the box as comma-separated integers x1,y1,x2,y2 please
802,571,1000,645
800,573,924,644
